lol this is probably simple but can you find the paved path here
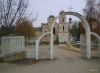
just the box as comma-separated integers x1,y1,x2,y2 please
0,46,100,73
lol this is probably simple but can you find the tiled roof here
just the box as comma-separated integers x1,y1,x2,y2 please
35,27,41,31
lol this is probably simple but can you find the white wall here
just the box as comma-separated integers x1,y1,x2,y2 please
80,34,87,57
58,33,68,43
0,36,25,57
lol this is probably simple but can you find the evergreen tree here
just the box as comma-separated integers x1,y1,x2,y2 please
70,22,79,42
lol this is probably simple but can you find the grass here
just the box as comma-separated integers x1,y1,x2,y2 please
59,42,68,44
0,58,4,63
25,41,59,46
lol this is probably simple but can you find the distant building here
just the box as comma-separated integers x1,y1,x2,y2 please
35,10,69,43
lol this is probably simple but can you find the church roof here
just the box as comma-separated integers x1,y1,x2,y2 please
49,15,55,18
42,23,48,25
59,10,65,15
35,27,41,31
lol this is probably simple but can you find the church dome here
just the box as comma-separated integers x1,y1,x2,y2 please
49,15,55,18
59,10,65,15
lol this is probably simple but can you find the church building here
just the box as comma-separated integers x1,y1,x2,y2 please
35,10,69,43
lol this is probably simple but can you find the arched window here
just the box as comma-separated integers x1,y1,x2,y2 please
45,31,47,33
45,31,47,37
63,26,64,31
53,27,55,34
52,19,53,22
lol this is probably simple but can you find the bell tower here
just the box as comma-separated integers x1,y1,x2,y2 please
59,10,66,23
58,10,69,43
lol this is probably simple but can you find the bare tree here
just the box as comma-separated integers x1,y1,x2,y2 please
83,0,97,23
83,0,100,35
96,0,100,22
0,0,28,36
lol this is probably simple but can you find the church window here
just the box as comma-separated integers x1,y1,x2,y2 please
62,18,64,22
53,27,55,34
45,30,47,37
52,19,53,22
63,26,64,31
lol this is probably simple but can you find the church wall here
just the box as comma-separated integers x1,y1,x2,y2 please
58,23,69,43
58,33,69,43
35,31,41,39
58,23,68,32
41,22,58,42
41,24,49,42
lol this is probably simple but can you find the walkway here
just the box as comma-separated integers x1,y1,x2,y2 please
0,46,100,73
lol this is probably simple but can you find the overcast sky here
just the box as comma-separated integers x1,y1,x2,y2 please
28,0,86,27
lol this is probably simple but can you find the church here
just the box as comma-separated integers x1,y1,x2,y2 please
35,10,69,43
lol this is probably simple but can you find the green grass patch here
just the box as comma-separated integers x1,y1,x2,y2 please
25,41,59,46
0,58,4,63
59,42,68,44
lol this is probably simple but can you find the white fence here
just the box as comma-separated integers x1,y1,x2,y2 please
0,36,25,57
